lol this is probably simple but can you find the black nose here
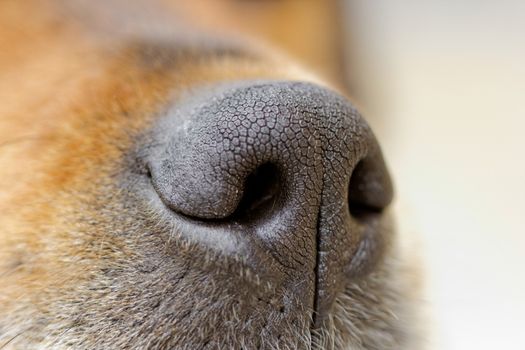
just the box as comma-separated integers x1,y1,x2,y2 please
147,81,392,324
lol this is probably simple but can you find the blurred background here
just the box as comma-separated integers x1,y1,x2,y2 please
343,1,525,349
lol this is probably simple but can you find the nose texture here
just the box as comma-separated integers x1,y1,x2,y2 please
148,81,392,325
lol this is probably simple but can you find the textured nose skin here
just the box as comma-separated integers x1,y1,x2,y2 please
148,81,393,324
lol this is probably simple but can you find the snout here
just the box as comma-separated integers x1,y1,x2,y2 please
145,81,393,327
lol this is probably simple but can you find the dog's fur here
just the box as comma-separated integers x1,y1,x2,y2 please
0,1,421,348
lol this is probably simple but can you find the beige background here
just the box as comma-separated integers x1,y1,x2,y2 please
343,0,525,349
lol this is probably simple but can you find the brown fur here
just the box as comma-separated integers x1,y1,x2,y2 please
0,1,421,348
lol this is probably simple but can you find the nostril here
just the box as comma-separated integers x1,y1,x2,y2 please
232,163,282,222
348,158,392,219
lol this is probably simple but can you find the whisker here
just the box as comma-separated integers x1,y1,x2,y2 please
0,331,24,349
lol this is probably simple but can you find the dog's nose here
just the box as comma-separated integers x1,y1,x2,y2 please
148,81,392,323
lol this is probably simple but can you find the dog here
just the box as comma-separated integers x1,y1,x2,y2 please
0,0,421,348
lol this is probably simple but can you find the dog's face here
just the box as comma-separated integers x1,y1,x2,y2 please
0,1,418,349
